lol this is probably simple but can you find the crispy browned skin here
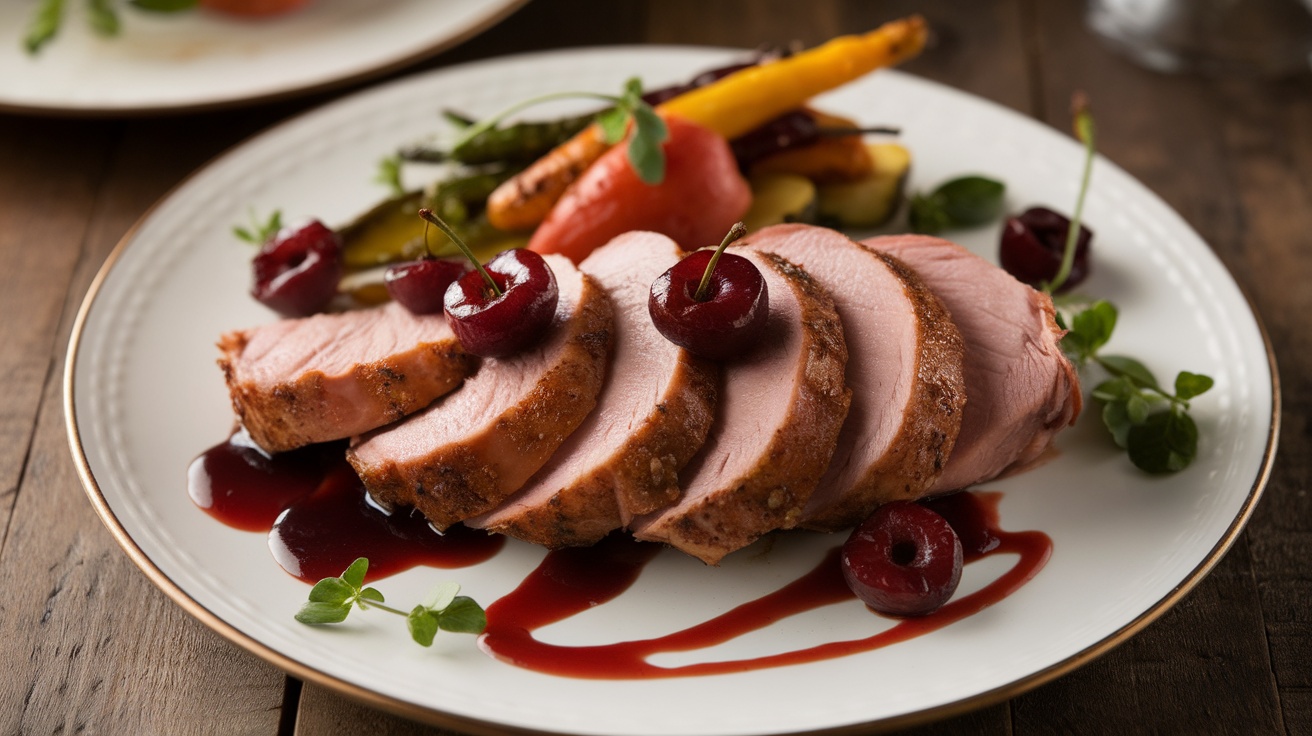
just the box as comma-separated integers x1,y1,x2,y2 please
217,323,475,454
484,349,718,547
802,248,966,531
634,252,851,564
348,273,613,530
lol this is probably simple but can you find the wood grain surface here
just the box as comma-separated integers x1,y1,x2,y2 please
1,1,1306,734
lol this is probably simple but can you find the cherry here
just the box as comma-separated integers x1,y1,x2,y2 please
999,208,1092,293
385,259,470,315
841,501,964,617
921,492,1000,558
418,209,558,358
250,219,343,317
648,223,768,361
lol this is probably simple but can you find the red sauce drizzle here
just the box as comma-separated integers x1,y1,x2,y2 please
188,434,503,583
192,432,1052,676
479,491,1051,679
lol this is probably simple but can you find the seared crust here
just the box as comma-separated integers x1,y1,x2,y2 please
639,252,851,564
486,351,718,547
348,273,614,530
802,247,966,531
217,328,475,454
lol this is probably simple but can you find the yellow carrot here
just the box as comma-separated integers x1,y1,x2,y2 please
486,15,928,232
660,16,927,139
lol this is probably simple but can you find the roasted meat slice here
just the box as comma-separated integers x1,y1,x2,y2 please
467,232,718,547
347,255,613,531
866,234,1082,492
631,250,851,564
744,224,966,531
217,302,475,453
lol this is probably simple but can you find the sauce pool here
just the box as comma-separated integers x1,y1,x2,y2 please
190,435,1051,677
189,433,503,582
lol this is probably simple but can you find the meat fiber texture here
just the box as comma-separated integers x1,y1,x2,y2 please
347,255,613,531
468,232,718,547
631,250,851,564
867,234,1082,492
744,225,966,532
217,301,476,453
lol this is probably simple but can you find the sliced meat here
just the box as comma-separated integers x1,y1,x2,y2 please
467,232,718,547
866,234,1082,492
743,224,966,531
631,250,851,564
347,255,613,531
217,302,476,454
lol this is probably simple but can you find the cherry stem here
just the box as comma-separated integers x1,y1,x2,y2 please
694,222,749,302
816,125,901,137
418,208,502,298
1045,92,1095,294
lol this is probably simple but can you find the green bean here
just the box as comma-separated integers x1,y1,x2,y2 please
400,112,596,167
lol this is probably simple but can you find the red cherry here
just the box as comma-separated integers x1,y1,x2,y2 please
251,219,343,317
444,248,558,358
999,206,1092,292
649,223,767,361
384,258,470,315
841,501,964,617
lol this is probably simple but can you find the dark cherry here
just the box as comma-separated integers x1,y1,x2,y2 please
251,219,343,317
649,225,767,361
444,248,558,358
841,501,964,617
921,491,1000,558
999,206,1092,292
384,258,470,315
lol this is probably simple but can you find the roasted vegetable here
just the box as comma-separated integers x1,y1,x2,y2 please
527,117,750,262
815,142,911,228
400,112,594,167
340,170,519,269
487,15,928,231
742,173,817,231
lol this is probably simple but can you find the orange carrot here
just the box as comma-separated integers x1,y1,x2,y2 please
485,15,928,232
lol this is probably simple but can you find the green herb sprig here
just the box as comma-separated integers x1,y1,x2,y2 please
451,78,669,185
909,175,1006,234
1059,301,1213,473
1046,96,1214,474
295,558,487,647
232,209,283,245
375,154,404,196
25,0,198,55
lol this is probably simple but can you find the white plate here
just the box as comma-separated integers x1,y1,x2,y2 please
0,0,525,115
66,47,1278,735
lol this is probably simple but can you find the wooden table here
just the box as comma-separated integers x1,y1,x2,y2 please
2,1,1305,733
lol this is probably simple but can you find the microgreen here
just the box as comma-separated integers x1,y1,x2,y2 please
24,0,66,54
296,558,487,647
86,0,121,37
375,154,404,196
452,78,669,185
1060,300,1214,474
1045,93,1095,294
129,0,200,12
909,175,1006,234
232,209,283,245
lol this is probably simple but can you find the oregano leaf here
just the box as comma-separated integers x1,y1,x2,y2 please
1174,371,1214,400
1100,354,1159,390
437,596,488,634
306,577,354,606
296,601,351,625
1101,400,1132,448
407,606,439,647
340,557,368,590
